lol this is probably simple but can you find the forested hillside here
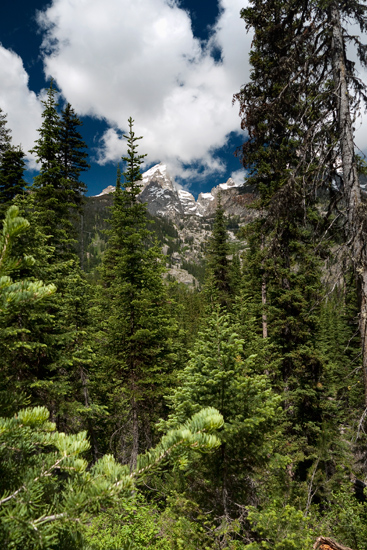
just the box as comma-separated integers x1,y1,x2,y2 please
2,2,367,550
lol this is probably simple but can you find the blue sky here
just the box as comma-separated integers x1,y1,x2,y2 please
2,2,367,197
0,0,253,197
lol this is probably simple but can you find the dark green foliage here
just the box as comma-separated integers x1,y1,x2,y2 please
232,3,367,533
0,147,26,215
0,110,26,218
30,82,62,192
58,102,89,240
59,103,89,193
204,196,234,308
0,199,96,450
160,309,280,517
30,83,88,257
0,108,11,161
180,259,205,284
2,5,367,546
99,119,178,466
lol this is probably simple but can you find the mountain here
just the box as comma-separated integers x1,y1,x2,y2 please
81,163,256,286
92,162,256,221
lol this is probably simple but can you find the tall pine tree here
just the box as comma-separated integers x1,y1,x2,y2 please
204,194,233,308
99,118,177,468
0,146,26,218
234,0,350,499
0,108,11,161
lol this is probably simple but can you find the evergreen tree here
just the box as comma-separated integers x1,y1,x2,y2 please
30,83,67,251
0,205,55,314
160,309,280,517
0,197,98,454
0,108,11,161
0,195,95,434
0,402,223,550
14,85,97,434
59,102,89,213
0,146,26,217
30,83,88,258
0,109,26,218
99,118,178,468
326,2,367,405
204,195,233,308
233,0,357,503
235,0,367,405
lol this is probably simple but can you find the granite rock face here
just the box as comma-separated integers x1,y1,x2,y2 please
91,163,256,287
93,162,253,221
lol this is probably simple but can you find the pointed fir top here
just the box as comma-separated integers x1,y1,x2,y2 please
122,117,147,190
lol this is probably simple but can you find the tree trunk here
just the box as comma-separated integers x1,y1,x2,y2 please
331,4,367,405
261,236,268,338
80,366,98,463
130,397,139,471
314,537,354,550
80,214,84,271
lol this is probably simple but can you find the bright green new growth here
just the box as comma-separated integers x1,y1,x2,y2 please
0,405,223,549
0,201,223,548
161,309,280,514
0,205,56,312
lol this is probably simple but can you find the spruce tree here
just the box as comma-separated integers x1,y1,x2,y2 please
30,83,88,258
100,118,178,468
59,102,89,214
0,146,26,218
204,194,233,308
0,93,94,439
30,82,68,252
160,309,280,517
0,108,11,161
235,0,367,405
233,0,353,499
0,110,26,218
0,192,98,442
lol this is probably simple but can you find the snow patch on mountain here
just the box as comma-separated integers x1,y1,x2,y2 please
94,185,116,197
93,163,247,219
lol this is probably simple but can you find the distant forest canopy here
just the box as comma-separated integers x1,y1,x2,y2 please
2,2,367,549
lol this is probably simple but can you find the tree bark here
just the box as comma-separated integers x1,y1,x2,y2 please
80,366,98,463
261,236,268,339
80,214,84,271
331,4,367,405
314,537,354,550
130,397,139,471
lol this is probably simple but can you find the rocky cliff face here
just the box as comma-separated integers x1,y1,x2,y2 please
88,163,256,286
93,162,255,222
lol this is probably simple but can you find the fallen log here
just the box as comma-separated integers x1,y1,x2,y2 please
314,537,354,550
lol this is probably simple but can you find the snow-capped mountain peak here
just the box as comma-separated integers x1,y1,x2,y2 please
93,185,116,197
141,162,175,192
92,163,247,219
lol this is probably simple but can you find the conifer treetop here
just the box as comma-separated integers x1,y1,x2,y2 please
122,117,147,194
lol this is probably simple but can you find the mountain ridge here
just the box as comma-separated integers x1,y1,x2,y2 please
92,162,249,220
82,163,256,286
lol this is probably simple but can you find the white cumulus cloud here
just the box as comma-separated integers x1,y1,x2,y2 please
37,0,252,181
230,168,247,186
0,45,43,167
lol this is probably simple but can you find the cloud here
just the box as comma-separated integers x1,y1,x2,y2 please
230,168,247,186
0,45,43,167
37,0,252,181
